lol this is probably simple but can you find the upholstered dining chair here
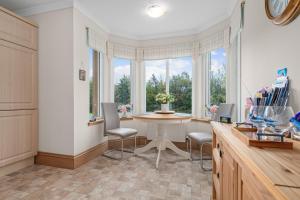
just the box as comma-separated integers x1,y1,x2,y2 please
186,103,234,171
101,103,138,160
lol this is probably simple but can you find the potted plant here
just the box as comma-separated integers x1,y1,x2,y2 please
155,93,175,112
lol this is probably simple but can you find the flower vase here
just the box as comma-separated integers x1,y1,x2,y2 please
161,104,169,112
122,111,127,118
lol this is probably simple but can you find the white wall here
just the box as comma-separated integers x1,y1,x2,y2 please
73,8,108,155
29,8,75,155
239,0,300,118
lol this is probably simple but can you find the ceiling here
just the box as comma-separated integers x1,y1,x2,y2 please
0,0,237,40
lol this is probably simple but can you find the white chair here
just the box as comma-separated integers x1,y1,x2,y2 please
186,103,234,171
102,103,138,159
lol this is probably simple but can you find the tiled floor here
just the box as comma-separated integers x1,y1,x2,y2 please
0,150,212,200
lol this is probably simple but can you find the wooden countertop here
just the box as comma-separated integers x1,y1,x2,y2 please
211,122,300,200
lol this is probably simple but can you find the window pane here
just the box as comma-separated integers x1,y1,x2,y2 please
145,60,166,112
89,48,100,119
209,48,226,106
113,58,131,108
169,57,192,114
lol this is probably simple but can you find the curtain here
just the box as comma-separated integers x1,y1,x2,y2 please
86,27,107,54
142,42,194,60
199,28,230,54
108,42,136,60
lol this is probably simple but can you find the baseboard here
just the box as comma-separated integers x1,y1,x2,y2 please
109,136,212,156
0,157,34,177
35,136,211,170
74,142,108,168
35,142,108,169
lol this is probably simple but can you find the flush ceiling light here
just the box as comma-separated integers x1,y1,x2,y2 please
147,4,166,18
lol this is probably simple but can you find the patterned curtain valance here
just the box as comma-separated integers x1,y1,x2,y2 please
107,42,136,60
199,28,230,54
142,42,195,60
86,27,107,54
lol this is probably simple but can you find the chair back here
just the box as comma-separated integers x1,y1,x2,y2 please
101,103,120,132
213,103,234,121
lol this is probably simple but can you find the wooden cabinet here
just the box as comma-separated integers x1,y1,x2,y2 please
0,8,37,50
213,132,238,200
0,6,38,174
0,110,37,167
212,122,299,200
0,40,37,110
221,144,238,200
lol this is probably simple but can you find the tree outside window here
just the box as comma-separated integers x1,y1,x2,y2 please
113,58,132,111
208,48,226,106
145,57,192,114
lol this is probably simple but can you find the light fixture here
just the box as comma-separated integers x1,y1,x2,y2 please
147,4,166,18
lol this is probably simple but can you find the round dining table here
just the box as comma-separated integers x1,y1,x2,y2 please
133,113,192,168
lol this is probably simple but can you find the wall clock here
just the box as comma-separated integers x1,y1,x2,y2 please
265,0,300,25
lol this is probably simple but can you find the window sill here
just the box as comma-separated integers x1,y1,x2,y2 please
191,117,211,123
120,116,134,121
88,116,133,127
88,118,104,126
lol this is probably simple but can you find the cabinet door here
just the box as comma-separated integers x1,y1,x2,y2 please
0,9,37,50
0,110,37,167
239,166,276,200
221,144,238,200
0,40,37,110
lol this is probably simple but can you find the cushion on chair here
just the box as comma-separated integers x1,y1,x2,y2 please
188,132,212,143
106,128,138,138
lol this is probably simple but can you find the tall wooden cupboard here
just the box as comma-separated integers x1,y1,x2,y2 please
0,6,38,175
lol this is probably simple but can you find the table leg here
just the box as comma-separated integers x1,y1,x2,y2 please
156,143,162,168
134,139,157,154
164,139,191,160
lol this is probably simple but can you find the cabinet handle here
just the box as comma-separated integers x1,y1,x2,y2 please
217,172,220,179
217,143,220,149
219,150,223,158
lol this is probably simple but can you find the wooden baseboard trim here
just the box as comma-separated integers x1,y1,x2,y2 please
36,135,212,170
74,142,108,168
35,142,108,169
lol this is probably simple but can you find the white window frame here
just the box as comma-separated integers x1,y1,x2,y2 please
111,57,134,112
205,48,227,116
89,49,104,118
143,57,193,114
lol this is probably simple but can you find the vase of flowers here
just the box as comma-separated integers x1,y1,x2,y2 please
155,93,175,112
118,104,132,118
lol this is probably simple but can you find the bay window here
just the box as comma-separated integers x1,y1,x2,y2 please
207,48,227,107
89,48,103,119
145,57,192,114
112,57,132,112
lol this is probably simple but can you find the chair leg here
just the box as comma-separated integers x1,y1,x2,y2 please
134,135,137,150
121,139,124,159
200,143,212,171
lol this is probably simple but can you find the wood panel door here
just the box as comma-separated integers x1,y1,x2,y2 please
0,8,37,50
238,166,276,200
221,144,238,200
0,40,37,110
0,110,37,167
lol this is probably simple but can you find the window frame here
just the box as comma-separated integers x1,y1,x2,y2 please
112,57,134,113
205,48,227,116
144,56,193,114
89,48,104,119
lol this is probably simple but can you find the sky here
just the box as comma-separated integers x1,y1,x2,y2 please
210,48,226,74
